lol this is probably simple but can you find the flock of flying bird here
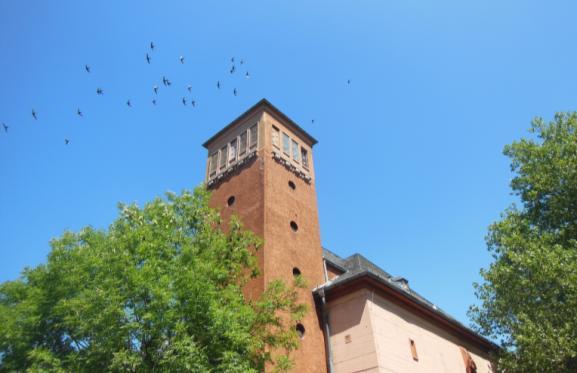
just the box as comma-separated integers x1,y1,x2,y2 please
1,41,254,145
1,41,352,145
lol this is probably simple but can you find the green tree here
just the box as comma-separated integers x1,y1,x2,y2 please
470,113,577,372
0,188,307,372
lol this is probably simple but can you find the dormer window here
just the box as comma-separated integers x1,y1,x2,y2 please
292,140,300,162
282,133,290,156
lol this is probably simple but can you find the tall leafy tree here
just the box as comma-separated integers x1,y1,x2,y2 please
470,113,577,372
0,188,307,372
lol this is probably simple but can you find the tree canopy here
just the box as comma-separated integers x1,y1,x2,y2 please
470,113,577,372
0,188,306,372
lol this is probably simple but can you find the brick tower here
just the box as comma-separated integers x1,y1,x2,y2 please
203,99,327,372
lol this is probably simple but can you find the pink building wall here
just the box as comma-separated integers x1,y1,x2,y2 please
328,289,494,373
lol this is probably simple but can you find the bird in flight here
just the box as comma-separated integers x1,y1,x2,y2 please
150,41,155,50
77,108,83,117
85,64,91,73
96,88,103,95
231,57,235,63
245,71,250,79
230,65,235,74
162,76,171,86
152,99,157,106
153,85,158,94
191,100,196,107
347,79,351,84
233,88,238,96
311,119,315,124
187,85,192,93
64,139,70,145
217,81,221,89
126,100,132,107
32,110,38,120
182,97,187,105
179,56,184,64
146,53,151,64
2,123,8,132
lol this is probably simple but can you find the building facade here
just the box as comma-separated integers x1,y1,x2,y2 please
203,99,496,372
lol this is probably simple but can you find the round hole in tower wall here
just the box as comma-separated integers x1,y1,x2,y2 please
296,323,305,339
290,221,298,232
227,196,236,207
292,267,301,277
288,180,296,190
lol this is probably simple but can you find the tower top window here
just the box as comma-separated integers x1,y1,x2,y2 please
219,146,227,170
206,123,260,180
229,138,237,163
301,148,309,169
249,124,258,149
272,126,280,148
209,152,218,176
282,133,290,156
239,131,247,156
292,140,300,162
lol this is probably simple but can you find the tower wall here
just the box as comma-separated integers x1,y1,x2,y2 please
204,102,327,372
261,111,327,372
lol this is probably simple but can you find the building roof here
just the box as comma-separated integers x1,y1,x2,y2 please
202,98,318,148
316,248,498,351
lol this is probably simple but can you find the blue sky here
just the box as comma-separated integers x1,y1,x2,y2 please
1,0,576,327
